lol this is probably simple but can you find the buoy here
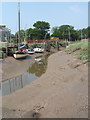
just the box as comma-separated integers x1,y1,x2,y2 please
66,46,69,48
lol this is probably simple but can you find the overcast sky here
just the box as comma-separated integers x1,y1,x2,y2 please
0,1,88,34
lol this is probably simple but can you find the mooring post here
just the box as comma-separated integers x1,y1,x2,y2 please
57,41,60,51
20,75,23,88
6,46,8,57
9,79,12,93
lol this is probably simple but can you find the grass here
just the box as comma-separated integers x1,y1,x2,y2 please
66,41,89,62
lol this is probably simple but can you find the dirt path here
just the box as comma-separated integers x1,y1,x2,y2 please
2,51,88,118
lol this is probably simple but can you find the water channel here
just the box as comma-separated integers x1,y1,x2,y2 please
1,54,50,96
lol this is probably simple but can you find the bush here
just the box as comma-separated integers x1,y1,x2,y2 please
66,41,89,62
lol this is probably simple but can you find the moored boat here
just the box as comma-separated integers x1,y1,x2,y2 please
13,45,28,59
34,46,44,53
13,50,28,59
27,49,35,54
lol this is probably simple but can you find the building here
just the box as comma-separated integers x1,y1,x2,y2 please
0,25,11,42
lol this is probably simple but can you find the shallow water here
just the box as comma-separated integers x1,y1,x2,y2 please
1,54,49,96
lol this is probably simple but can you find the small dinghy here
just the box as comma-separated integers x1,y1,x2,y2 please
13,53,28,59
34,46,44,53
27,49,35,54
13,50,28,59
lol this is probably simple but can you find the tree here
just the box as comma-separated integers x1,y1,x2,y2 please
51,25,79,41
33,21,50,31
25,21,50,40
77,28,88,40
51,27,60,38
88,27,90,38
33,21,50,39
26,28,40,40
70,30,79,41
15,30,25,42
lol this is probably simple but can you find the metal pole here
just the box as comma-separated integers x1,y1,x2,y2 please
68,30,70,41
18,2,20,45
85,34,86,39
81,30,82,40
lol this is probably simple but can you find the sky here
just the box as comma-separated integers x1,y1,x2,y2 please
0,1,88,34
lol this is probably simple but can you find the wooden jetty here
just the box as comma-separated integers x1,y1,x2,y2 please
0,43,18,59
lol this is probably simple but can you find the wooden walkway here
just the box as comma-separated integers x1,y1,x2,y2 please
0,46,18,58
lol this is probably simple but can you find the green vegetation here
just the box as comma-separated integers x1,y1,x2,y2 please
51,25,79,41
15,30,25,42
1,21,90,43
66,41,89,62
13,21,90,43
51,25,90,41
15,21,50,42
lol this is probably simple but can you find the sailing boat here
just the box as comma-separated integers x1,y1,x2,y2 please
13,2,28,59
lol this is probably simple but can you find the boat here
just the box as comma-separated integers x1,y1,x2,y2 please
13,50,28,59
13,47,28,59
34,46,44,53
27,49,35,54
13,3,28,59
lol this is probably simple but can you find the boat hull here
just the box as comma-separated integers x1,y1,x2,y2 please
34,48,44,53
28,51,35,54
13,53,28,59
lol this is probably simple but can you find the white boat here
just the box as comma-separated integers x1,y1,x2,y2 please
27,49,35,54
34,47,44,53
13,51,28,59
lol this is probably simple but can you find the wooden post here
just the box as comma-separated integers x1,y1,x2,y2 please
20,75,23,88
57,41,60,51
9,79,12,93
6,46,8,57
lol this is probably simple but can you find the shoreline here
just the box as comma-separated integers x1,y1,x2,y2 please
1,48,58,82
2,55,35,82
1,51,52,82
2,50,88,118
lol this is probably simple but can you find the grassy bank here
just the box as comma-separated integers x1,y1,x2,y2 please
66,41,89,62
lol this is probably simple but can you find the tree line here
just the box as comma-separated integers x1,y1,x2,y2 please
13,21,90,42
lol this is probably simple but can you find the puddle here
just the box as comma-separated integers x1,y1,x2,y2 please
1,73,38,96
27,55,48,77
1,54,49,96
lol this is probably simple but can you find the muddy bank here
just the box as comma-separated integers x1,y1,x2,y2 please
1,55,34,82
2,50,88,118
1,51,53,82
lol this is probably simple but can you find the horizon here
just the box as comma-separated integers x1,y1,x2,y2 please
0,2,88,34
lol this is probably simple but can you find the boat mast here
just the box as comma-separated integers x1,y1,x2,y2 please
18,2,20,45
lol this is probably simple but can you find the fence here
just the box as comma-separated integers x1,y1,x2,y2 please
26,39,63,43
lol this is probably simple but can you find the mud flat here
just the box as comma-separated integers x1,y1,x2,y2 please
1,52,49,82
1,55,34,82
2,50,88,118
